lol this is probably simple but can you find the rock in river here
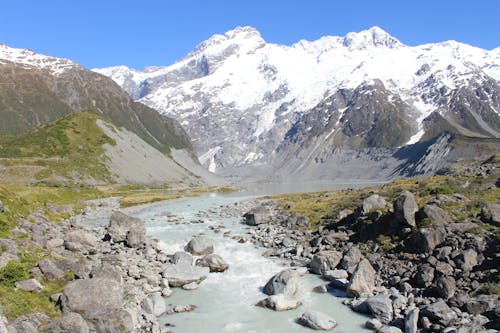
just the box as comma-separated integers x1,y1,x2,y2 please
298,311,337,330
162,263,209,287
184,236,214,256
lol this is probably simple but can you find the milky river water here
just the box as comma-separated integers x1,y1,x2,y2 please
129,192,370,333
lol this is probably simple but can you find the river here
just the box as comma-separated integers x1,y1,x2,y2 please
126,192,370,333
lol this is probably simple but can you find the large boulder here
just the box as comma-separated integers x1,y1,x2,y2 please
365,294,393,324
415,264,435,287
162,263,209,287
243,206,272,226
421,301,458,326
404,308,419,333
417,204,452,225
298,311,337,330
393,191,418,228
107,211,146,248
91,263,123,286
481,203,500,226
61,278,123,316
409,227,447,253
347,259,376,297
85,308,137,333
309,251,342,275
256,294,301,311
46,312,89,333
15,278,43,292
64,230,97,253
361,194,388,215
435,276,456,299
141,292,166,317
195,254,229,272
38,259,65,280
263,269,299,296
172,251,193,265
184,236,214,256
341,246,363,274
454,249,478,271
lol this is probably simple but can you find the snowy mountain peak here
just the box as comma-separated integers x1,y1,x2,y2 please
343,26,403,49
0,43,78,75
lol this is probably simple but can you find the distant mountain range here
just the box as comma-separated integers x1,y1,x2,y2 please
0,43,215,185
95,26,499,183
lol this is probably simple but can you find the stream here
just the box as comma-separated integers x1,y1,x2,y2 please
127,192,370,333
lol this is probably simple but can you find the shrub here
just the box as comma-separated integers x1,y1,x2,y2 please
0,260,29,287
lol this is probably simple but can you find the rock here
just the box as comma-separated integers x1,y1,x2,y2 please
162,263,209,287
365,294,393,324
377,325,402,333
421,301,458,326
86,308,137,333
61,278,123,316
107,211,145,248
142,293,166,317
361,194,388,215
309,251,342,275
323,269,348,281
0,238,18,255
481,203,500,226
91,263,123,286
297,311,337,330
256,294,302,311
417,204,452,224
329,278,349,290
435,261,454,276
409,227,447,253
347,259,376,297
50,293,62,303
56,258,92,279
37,259,65,280
454,249,478,271
366,318,383,330
195,254,229,272
341,246,363,274
415,264,434,287
46,312,89,333
312,285,328,293
172,251,193,265
465,295,498,315
64,230,97,253
404,307,419,333
184,236,214,255
182,282,199,290
15,278,43,292
263,269,299,296
393,190,418,228
8,318,39,333
45,238,64,249
166,305,197,314
435,276,456,299
243,206,272,226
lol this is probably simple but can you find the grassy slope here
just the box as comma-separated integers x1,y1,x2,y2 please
0,112,116,183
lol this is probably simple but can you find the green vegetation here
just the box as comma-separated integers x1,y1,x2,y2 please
0,261,29,287
0,112,116,183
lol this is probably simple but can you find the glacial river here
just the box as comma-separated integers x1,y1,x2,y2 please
129,192,370,333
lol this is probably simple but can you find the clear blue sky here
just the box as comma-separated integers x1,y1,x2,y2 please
1,0,499,69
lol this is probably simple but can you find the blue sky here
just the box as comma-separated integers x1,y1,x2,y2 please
1,0,499,69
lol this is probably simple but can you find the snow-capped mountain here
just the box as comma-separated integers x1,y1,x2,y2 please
95,26,500,180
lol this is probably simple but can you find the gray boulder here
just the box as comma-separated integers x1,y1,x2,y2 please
298,311,337,330
404,308,419,333
141,292,166,317
107,211,145,248
61,278,123,316
481,203,500,226
195,254,229,272
421,301,458,326
15,278,43,292
435,276,456,299
410,227,447,253
415,264,435,287
323,269,348,281
85,308,136,333
263,269,299,296
162,263,209,287
454,249,478,271
393,191,418,228
377,326,402,333
184,236,214,256
365,294,393,324
91,263,123,286
64,230,97,253
172,251,193,265
309,251,342,275
347,259,376,297
38,259,65,280
46,312,89,333
256,294,302,311
417,204,452,225
366,318,383,330
361,194,388,214
243,206,271,226
341,246,363,274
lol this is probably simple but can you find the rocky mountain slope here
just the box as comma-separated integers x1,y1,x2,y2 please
0,43,217,186
96,26,500,182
